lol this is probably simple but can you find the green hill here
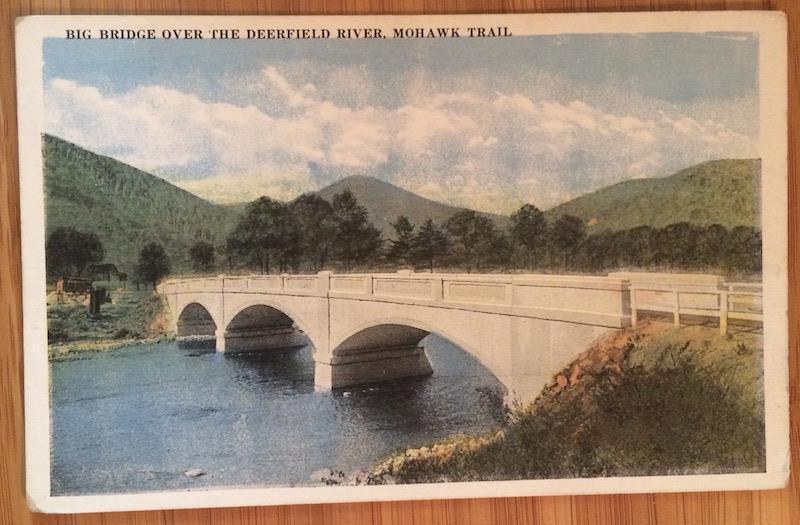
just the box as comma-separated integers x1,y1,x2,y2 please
315,175,510,237
546,159,761,232
43,134,240,277
44,133,758,279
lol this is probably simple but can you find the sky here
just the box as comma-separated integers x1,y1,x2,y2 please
42,33,759,214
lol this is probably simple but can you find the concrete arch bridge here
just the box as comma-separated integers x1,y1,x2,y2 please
158,271,639,404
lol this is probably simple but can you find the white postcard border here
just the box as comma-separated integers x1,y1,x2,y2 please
15,11,789,513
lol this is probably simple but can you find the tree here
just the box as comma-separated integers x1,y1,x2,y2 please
281,220,304,273
135,242,171,288
331,190,383,271
189,241,215,273
222,237,240,271
411,219,450,272
724,226,761,275
624,225,656,268
509,204,548,269
696,224,729,270
387,216,416,265
46,227,104,279
488,232,513,269
226,197,291,274
655,222,702,269
550,215,586,268
576,231,614,272
445,210,500,272
289,193,336,271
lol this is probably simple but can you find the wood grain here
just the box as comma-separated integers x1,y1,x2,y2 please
0,1,797,523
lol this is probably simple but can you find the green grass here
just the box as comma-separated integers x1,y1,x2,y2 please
47,292,170,356
369,321,765,483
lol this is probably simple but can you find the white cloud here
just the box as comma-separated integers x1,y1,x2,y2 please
176,166,316,204
45,69,758,214
262,66,317,108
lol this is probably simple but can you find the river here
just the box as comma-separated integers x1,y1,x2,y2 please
50,335,506,495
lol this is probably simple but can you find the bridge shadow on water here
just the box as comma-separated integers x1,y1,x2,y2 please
179,333,507,436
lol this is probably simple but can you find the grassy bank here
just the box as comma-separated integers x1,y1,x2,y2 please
368,320,765,484
47,292,172,360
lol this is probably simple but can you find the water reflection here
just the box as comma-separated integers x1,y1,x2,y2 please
225,348,316,395
51,335,505,495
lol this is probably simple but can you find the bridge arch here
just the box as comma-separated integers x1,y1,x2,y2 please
326,318,505,392
161,271,635,403
332,317,481,363
223,302,316,354
176,302,217,340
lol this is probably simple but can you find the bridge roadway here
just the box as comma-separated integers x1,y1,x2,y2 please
158,271,633,404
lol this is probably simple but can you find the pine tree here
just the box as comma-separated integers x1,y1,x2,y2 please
387,216,416,266
331,190,383,271
411,219,449,272
289,193,336,271
445,210,499,272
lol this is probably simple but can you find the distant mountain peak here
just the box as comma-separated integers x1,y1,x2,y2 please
314,175,509,236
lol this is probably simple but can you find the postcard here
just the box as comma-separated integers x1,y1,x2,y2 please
15,12,788,513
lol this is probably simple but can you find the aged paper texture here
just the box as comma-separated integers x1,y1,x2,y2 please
15,11,788,513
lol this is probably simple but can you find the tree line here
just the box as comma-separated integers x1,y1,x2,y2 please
46,227,171,287
45,192,762,287
192,192,761,276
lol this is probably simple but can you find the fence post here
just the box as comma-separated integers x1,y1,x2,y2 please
719,290,729,335
630,286,638,328
672,289,680,327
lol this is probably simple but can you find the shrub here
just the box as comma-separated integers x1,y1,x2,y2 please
376,324,765,483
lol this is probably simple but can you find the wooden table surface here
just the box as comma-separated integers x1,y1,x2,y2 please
0,1,797,523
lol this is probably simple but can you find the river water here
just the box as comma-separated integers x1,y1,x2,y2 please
51,336,506,495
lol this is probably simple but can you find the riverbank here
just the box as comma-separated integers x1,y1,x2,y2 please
47,291,172,360
367,319,765,484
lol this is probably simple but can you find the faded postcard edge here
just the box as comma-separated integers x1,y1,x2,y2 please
15,11,789,513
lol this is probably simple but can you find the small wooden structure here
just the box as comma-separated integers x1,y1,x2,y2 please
55,276,92,294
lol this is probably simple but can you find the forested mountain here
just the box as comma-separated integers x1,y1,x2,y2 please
546,159,760,232
43,134,239,275
43,132,760,278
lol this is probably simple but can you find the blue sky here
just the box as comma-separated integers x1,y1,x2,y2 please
43,33,759,213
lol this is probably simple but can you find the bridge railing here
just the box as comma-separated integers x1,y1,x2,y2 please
160,274,328,296
160,271,634,328
630,283,763,335
327,271,632,327
159,272,763,333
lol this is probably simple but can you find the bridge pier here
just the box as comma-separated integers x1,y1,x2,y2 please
220,326,307,354
314,344,433,390
215,329,226,352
